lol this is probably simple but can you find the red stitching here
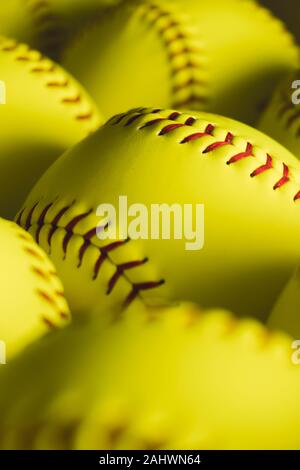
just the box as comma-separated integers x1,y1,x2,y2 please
37,289,56,305
226,142,253,164
25,202,39,231
159,123,185,135
76,112,94,121
168,111,181,120
250,154,273,177
91,239,130,281
78,227,99,268
125,114,145,126
24,246,44,261
140,3,206,109
46,79,69,88
273,163,289,190
62,94,81,104
107,258,148,294
18,203,164,308
30,64,55,73
140,118,167,129
294,191,300,201
124,280,165,308
180,124,214,143
42,316,57,329
203,132,234,154
32,266,51,280
17,225,70,328
0,37,96,126
35,202,54,243
114,109,300,202
184,117,196,126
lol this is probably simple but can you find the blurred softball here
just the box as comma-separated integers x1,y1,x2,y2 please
258,70,300,159
62,0,298,123
27,0,124,61
0,0,38,48
17,107,300,319
0,0,122,60
268,264,300,339
0,217,70,359
0,36,101,218
0,302,298,449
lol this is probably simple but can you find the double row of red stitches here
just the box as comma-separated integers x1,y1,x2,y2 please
18,202,165,304
142,3,205,108
122,110,300,200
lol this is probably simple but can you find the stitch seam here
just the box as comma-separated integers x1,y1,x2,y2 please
0,36,97,130
25,0,67,60
139,2,207,109
17,204,165,309
15,228,70,329
111,108,300,202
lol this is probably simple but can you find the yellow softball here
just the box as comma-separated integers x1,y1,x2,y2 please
0,1,121,60
258,70,300,159
0,36,101,218
0,217,70,360
268,265,300,339
0,301,298,449
62,0,298,124
0,0,37,47
17,107,300,320
26,0,123,61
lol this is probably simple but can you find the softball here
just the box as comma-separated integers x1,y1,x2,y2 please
268,264,300,339
258,70,300,160
25,0,123,61
0,0,37,48
62,0,298,124
17,107,300,320
0,302,298,450
0,35,101,218
0,217,70,360
0,0,300,454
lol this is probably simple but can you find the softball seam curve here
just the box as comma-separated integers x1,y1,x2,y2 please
0,36,98,130
16,203,165,309
25,0,66,60
13,225,70,329
112,107,300,202
139,1,207,109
